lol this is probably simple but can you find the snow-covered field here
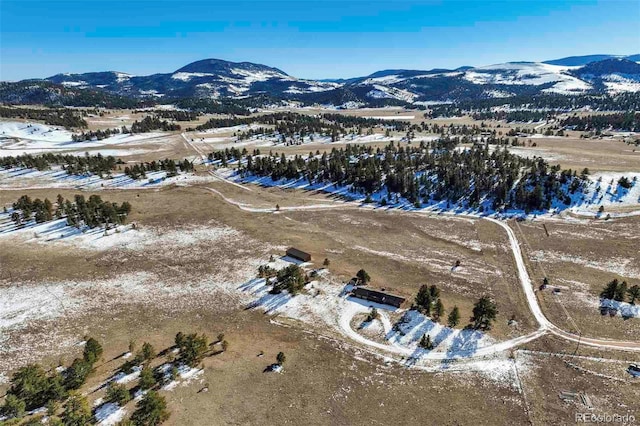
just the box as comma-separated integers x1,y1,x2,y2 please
237,258,530,384
0,165,215,190
0,121,168,157
0,221,275,372
0,210,241,252
221,166,640,219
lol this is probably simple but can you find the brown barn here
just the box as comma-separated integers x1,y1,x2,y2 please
351,287,405,308
286,247,311,262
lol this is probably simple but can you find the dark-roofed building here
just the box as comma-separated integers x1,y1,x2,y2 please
351,287,406,308
286,247,311,262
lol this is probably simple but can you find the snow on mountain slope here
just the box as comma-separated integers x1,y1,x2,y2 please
366,84,419,102
601,74,640,93
22,55,640,104
462,62,591,94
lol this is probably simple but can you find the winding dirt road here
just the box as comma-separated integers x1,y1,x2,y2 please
205,182,640,355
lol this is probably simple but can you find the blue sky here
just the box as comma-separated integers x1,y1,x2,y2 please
1,0,639,81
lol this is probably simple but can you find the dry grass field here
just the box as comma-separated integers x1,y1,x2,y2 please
515,216,640,341
1,107,639,425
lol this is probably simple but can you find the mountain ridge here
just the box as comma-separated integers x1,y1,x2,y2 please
2,55,640,107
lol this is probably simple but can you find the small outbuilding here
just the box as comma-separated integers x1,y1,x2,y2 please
351,287,405,308
286,247,311,262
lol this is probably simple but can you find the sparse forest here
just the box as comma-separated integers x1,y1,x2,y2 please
235,141,593,212
8,193,132,229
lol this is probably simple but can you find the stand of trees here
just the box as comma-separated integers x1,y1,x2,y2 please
72,127,122,142
427,93,640,118
601,278,640,304
195,112,409,138
130,116,181,133
123,158,194,180
9,193,132,229
560,112,640,132
236,141,585,212
1,153,194,180
0,106,88,129
0,153,120,177
0,337,102,420
269,264,308,295
143,109,199,121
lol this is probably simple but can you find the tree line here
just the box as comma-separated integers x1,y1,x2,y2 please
236,141,586,212
1,153,195,181
123,158,194,180
0,152,120,177
9,193,132,229
559,112,640,132
601,278,640,305
427,93,640,118
0,106,88,129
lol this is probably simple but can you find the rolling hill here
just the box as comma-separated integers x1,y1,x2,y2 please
2,55,639,107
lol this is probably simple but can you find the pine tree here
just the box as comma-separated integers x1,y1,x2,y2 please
433,299,445,322
106,382,131,405
130,391,170,426
139,367,156,391
415,284,432,314
276,352,286,365
614,281,628,302
600,279,619,300
83,337,103,364
63,394,91,426
471,296,498,330
628,285,640,305
419,334,434,350
447,306,460,328
356,269,370,285
2,394,26,419
140,342,156,362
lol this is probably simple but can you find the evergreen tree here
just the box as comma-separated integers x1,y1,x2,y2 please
62,394,91,426
83,337,103,364
601,279,619,300
140,342,156,362
614,281,628,302
130,391,170,426
419,334,434,350
106,382,131,405
276,352,286,365
471,296,498,330
139,366,156,391
415,284,432,313
356,269,371,285
627,285,640,305
7,364,64,411
176,333,208,367
433,299,445,321
447,306,460,328
64,358,92,390
1,394,26,419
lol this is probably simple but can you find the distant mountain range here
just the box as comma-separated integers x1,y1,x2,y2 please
2,54,639,107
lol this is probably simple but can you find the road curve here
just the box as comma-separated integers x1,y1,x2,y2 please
205,183,640,354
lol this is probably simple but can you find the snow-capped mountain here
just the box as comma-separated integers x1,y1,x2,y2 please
344,59,640,102
2,55,639,106
45,58,339,99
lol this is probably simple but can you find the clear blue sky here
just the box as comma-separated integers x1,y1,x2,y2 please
1,0,639,81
